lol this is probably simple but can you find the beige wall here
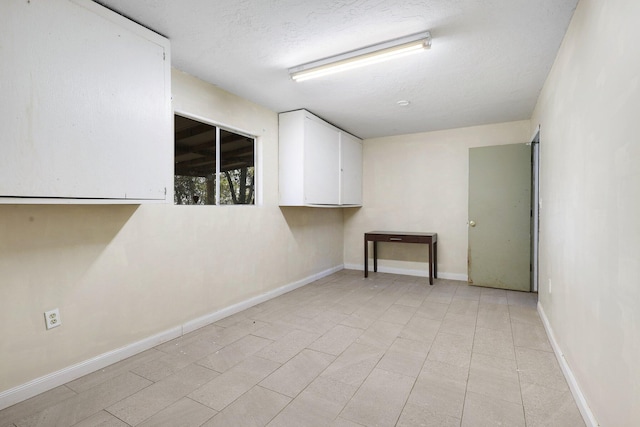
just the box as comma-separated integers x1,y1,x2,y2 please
531,0,640,425
0,70,344,394
343,120,531,278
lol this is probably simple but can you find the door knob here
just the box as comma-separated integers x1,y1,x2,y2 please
469,220,476,227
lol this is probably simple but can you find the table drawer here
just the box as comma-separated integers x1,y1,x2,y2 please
366,234,432,243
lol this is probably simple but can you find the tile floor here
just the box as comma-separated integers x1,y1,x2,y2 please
0,270,586,427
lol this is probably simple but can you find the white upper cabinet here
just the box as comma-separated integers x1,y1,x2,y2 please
279,110,362,207
0,0,172,203
303,116,341,205
340,132,363,206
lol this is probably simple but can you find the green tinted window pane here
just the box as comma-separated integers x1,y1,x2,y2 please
220,167,255,205
219,129,255,205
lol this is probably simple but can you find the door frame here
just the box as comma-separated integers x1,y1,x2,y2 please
530,125,541,292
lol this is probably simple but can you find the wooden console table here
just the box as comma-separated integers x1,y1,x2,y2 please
364,231,438,285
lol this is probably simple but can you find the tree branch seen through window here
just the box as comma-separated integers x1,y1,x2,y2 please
174,115,255,205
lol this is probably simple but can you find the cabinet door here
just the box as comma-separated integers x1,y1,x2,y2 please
0,0,171,203
340,133,363,205
304,118,340,205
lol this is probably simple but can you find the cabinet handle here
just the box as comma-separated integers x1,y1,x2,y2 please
389,238,403,241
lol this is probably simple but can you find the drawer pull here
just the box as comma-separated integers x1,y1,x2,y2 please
389,237,403,241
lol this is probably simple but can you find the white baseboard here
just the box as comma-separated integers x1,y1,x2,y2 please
0,327,182,411
343,263,468,282
537,302,599,427
0,265,343,411
182,264,343,334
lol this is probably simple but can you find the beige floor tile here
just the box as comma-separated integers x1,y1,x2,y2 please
266,398,334,427
506,291,538,308
213,311,250,327
399,315,440,344
136,397,217,427
305,376,358,414
454,284,482,301
154,325,224,354
320,343,385,387
131,349,208,382
479,287,509,305
330,300,364,316
260,349,334,397
340,368,415,427
249,305,296,323
70,410,128,427
509,305,544,326
255,329,320,364
188,356,281,411
476,305,512,331
307,324,364,356
511,321,552,352
208,318,271,347
521,382,585,427
133,332,225,382
440,313,477,337
424,292,454,305
0,386,77,426
330,417,365,426
339,311,377,330
355,320,403,350
251,323,296,341
379,304,417,325
414,301,450,320
397,403,461,427
515,347,569,391
431,280,460,293
67,349,164,393
202,386,290,427
467,353,522,405
461,391,525,427
15,372,151,427
196,334,273,373
313,310,350,328
427,332,474,369
394,289,429,308
447,299,479,316
292,305,326,319
267,376,357,427
375,337,430,378
106,364,218,425
409,360,468,419
473,327,516,360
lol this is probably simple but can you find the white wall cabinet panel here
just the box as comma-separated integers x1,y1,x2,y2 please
279,109,362,207
304,117,341,205
0,0,172,203
340,132,363,206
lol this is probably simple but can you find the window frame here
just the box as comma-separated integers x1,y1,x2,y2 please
174,110,258,206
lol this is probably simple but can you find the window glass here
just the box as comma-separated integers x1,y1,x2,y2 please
219,129,255,205
174,115,255,205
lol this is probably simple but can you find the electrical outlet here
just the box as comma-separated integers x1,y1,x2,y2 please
44,308,61,330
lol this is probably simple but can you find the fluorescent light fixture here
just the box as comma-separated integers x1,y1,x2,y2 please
289,31,431,82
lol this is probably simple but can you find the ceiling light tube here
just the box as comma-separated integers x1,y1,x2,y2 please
289,31,431,82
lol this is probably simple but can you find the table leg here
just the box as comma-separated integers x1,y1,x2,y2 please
373,241,378,272
364,236,368,278
428,241,434,285
434,241,438,279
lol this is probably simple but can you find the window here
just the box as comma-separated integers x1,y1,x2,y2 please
174,114,256,205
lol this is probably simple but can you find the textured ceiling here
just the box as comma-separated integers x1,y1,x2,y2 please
97,0,578,139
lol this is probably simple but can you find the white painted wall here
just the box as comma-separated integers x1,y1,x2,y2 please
343,120,530,278
0,70,344,396
531,0,640,425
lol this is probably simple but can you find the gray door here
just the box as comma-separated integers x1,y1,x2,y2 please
468,144,531,291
